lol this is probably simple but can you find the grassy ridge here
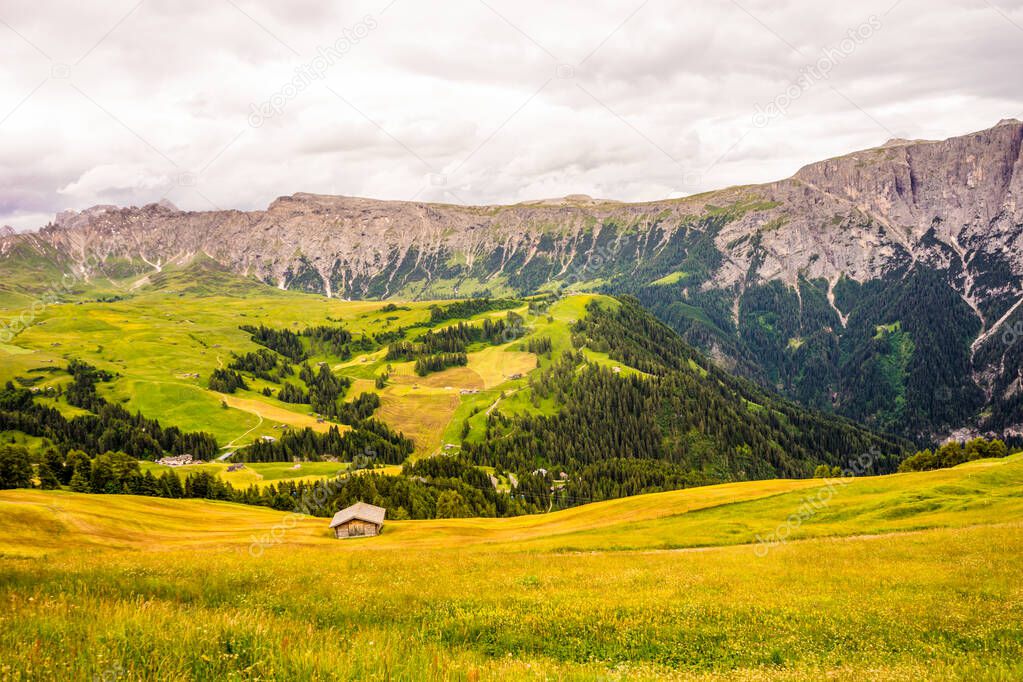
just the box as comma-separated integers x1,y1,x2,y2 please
1,457,1022,679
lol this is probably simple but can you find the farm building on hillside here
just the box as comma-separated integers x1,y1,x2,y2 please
329,502,386,539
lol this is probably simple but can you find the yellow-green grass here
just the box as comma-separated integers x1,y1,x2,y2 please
378,388,460,456
581,347,647,377
0,284,621,463
137,461,348,489
217,392,339,435
388,361,485,390
4,455,1022,555
0,287,557,455
102,379,273,444
440,387,504,445
1,458,1022,679
0,341,33,355
466,345,536,388
650,270,690,286
0,345,66,386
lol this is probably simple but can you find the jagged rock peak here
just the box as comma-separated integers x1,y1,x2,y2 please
881,138,921,148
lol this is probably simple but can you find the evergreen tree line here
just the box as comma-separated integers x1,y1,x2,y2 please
299,363,353,418
276,382,310,404
0,365,218,459
557,458,716,507
0,443,555,520
527,336,553,356
235,422,413,464
462,299,909,502
419,314,525,352
239,324,307,362
303,325,378,360
898,437,1017,472
208,368,248,393
334,392,381,425
0,445,220,499
241,322,396,364
403,453,555,510
385,313,523,363
428,297,520,323
414,353,468,376
227,349,294,382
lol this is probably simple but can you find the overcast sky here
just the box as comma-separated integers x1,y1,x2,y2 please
1,0,1021,230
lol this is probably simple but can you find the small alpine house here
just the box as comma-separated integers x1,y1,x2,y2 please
329,502,386,538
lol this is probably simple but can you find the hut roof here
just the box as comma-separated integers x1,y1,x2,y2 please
329,502,386,528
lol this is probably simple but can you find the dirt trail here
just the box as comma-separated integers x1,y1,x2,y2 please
486,387,521,416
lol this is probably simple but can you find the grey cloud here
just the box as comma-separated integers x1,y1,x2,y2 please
0,0,1021,231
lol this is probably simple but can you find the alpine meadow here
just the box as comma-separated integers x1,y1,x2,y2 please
2,1,1023,680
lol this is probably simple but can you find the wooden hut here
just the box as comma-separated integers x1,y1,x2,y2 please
329,502,386,539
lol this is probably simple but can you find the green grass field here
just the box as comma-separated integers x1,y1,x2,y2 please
0,269,600,462
1,456,1021,679
137,461,350,489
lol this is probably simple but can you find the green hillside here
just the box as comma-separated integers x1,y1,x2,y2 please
1,263,912,515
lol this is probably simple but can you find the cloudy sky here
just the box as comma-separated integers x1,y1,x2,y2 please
1,0,1021,230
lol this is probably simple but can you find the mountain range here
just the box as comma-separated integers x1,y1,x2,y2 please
3,119,1022,442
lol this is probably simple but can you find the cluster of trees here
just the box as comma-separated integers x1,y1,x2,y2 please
813,464,844,478
0,445,230,499
240,324,307,362
228,349,293,383
414,353,468,376
64,359,114,412
428,298,519,323
208,368,247,393
334,392,381,425
384,340,418,361
898,437,1015,472
527,336,553,356
236,422,413,464
0,365,218,459
0,445,35,489
241,322,393,365
301,325,354,358
302,326,378,360
388,313,525,362
558,458,715,506
299,363,353,419
421,314,524,350
277,382,310,404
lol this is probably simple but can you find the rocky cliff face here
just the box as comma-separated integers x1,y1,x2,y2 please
3,120,1022,439
8,120,1020,301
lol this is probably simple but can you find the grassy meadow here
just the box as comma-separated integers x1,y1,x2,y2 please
0,262,626,468
1,456,1022,679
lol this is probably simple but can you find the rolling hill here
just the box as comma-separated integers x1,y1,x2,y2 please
1,456,1021,679
0,261,911,513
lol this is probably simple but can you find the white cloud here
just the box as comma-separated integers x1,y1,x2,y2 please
0,0,1021,230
